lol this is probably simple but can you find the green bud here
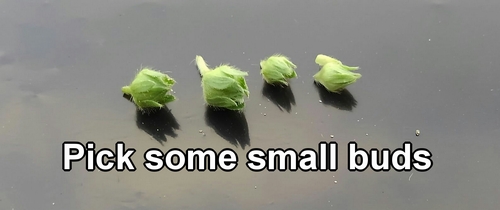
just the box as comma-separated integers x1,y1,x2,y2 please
122,67,176,110
313,62,361,93
196,55,249,111
260,54,297,86
315,54,359,71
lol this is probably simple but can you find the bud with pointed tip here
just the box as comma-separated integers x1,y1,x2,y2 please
122,67,176,110
313,62,361,93
315,54,359,71
260,54,297,86
196,55,249,111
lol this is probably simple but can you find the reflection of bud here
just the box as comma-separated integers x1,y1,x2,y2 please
196,55,249,111
260,54,297,86
122,67,176,110
315,54,359,71
313,62,361,93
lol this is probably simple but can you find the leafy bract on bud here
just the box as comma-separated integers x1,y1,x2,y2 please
315,54,359,71
313,61,361,93
260,54,297,86
196,55,249,111
122,67,176,110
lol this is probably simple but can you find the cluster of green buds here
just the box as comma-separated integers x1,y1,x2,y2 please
121,67,176,111
260,54,298,86
195,55,250,111
313,54,361,93
122,54,362,112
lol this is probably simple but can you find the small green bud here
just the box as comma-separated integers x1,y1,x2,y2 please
122,67,176,110
313,62,361,93
260,54,297,86
196,55,249,111
315,54,359,71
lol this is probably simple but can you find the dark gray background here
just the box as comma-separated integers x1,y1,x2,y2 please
1,0,499,209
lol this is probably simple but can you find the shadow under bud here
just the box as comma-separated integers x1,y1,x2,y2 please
261,82,296,113
204,106,250,149
314,81,358,111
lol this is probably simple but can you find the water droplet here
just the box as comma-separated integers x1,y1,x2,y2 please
263,113,267,116
366,133,368,136
199,130,203,133
254,186,257,189
319,100,322,103
416,130,420,136
330,135,334,138
334,181,338,184
428,39,431,41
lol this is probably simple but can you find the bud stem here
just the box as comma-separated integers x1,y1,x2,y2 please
196,55,211,76
315,54,359,71
121,86,132,95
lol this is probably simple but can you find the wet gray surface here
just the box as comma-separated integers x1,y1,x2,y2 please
1,0,500,209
